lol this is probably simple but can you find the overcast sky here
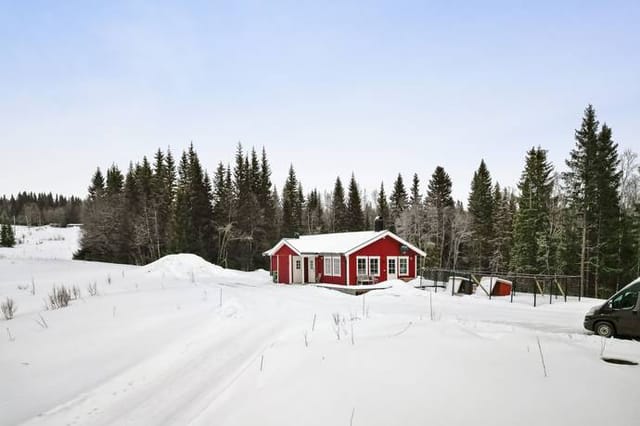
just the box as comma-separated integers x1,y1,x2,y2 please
1,0,639,203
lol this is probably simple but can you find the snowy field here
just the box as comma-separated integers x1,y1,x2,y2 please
1,226,639,426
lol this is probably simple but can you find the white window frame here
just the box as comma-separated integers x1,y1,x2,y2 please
356,256,368,276
324,257,332,276
332,256,341,277
387,257,397,275
323,256,342,277
398,256,409,276
369,256,380,277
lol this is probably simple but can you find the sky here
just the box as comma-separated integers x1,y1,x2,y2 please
1,0,639,203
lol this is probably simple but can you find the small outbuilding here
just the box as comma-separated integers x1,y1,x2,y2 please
481,276,513,296
263,230,426,285
448,276,474,294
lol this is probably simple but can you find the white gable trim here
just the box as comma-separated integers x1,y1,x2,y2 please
263,239,302,257
344,231,426,257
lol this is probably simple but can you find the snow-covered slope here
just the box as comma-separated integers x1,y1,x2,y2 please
0,225,81,260
1,229,639,426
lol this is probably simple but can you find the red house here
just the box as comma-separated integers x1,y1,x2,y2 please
264,230,426,285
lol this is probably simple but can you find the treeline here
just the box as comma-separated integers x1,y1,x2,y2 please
384,105,639,298
75,144,279,269
74,105,639,297
0,192,82,226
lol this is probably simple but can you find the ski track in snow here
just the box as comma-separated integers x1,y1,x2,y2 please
23,318,285,426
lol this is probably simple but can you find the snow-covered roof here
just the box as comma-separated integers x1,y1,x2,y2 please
480,276,513,292
263,230,426,257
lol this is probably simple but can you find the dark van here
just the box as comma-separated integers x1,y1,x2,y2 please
584,278,640,338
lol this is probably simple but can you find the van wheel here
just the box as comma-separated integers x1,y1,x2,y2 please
595,322,615,338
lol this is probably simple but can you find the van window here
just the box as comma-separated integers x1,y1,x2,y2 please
611,291,639,310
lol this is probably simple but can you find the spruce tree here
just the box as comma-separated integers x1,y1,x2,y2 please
376,182,391,230
564,105,623,297
511,147,554,273
426,166,454,268
187,144,215,260
259,147,277,244
281,165,300,237
490,184,514,272
346,173,364,231
409,173,421,207
331,177,348,232
296,183,305,233
105,165,124,196
592,123,622,294
88,168,105,201
0,220,16,247
398,173,424,249
390,173,408,224
468,160,494,271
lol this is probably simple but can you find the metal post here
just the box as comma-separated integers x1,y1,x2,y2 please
451,271,455,296
534,284,537,308
564,279,567,303
489,276,493,300
510,281,514,303
549,279,553,305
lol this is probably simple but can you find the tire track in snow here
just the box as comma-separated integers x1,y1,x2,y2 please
20,318,286,426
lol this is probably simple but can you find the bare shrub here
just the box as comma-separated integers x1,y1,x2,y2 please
1,298,17,320
332,312,341,340
47,285,71,309
35,313,48,329
72,285,81,300
87,282,98,296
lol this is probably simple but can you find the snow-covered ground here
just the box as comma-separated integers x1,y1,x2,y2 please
1,226,639,426
0,225,81,260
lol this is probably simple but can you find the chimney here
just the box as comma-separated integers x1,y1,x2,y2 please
374,216,384,232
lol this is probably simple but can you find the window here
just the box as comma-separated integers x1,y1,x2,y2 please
611,291,638,310
323,256,341,276
332,257,341,276
295,259,302,270
398,256,409,276
357,257,368,276
369,257,380,276
309,259,314,270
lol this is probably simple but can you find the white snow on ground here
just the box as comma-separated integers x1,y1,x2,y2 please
0,225,81,260
1,227,639,426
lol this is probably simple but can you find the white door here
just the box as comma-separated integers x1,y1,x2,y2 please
307,257,316,283
292,256,303,284
387,257,398,280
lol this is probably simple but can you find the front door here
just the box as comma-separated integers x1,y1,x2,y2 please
387,257,398,280
307,257,316,283
292,256,304,284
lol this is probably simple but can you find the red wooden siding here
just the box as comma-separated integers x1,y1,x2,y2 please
272,244,298,284
267,233,423,286
348,235,421,285
318,255,347,285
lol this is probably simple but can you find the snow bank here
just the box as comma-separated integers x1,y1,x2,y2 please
143,254,270,284
144,254,226,280
376,279,425,297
